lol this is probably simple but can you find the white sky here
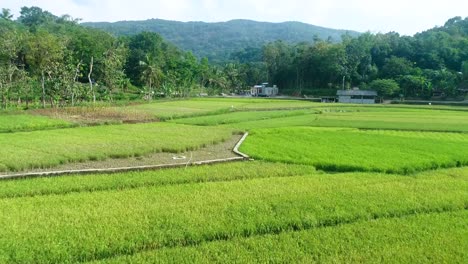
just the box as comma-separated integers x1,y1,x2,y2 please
2,0,467,35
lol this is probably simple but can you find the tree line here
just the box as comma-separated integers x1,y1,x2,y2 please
0,7,247,109
233,16,468,98
1,7,467,110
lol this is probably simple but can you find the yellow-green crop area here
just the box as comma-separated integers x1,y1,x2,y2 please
0,113,73,133
0,123,232,172
1,98,467,263
240,127,468,173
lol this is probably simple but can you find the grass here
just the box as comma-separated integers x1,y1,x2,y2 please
218,107,468,132
131,98,318,120
33,106,157,125
172,109,317,126
32,98,317,125
0,164,466,263
0,123,233,172
131,99,251,120
240,127,468,173
0,113,73,133
95,210,468,264
1,99,467,263
0,162,315,199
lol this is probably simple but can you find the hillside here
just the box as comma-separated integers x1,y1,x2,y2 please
83,19,360,63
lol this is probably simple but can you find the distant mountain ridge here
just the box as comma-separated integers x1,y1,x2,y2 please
83,19,360,63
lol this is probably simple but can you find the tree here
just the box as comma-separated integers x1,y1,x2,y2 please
207,67,228,94
263,41,294,88
369,79,400,98
139,54,164,100
0,22,26,109
0,8,13,20
380,56,417,78
101,42,127,100
125,32,167,87
25,30,65,108
398,75,429,97
462,61,468,81
343,32,374,85
198,57,211,88
224,63,244,93
18,6,56,30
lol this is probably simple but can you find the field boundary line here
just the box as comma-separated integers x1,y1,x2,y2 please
0,133,251,180
233,132,250,159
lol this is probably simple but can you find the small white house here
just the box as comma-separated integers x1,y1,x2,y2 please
251,83,279,97
337,89,377,104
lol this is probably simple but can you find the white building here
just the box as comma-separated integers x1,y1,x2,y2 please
337,89,377,104
251,83,279,97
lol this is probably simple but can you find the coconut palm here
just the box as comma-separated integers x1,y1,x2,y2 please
139,54,164,100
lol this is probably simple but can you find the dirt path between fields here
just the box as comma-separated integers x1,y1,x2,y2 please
0,133,250,180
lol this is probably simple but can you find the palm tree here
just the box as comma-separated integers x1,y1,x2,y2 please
208,68,228,93
139,54,164,100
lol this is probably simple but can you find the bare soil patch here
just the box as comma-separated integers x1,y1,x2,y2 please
32,106,157,125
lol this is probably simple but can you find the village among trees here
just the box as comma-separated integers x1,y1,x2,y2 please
1,6,468,109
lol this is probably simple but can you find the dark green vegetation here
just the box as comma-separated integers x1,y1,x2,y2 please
0,98,467,263
1,7,468,112
87,16,468,99
83,19,359,63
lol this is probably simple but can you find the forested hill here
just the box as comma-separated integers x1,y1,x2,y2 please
82,19,360,63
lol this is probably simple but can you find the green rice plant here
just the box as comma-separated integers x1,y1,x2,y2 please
239,100,318,110
0,123,233,172
0,166,466,263
130,99,249,120
172,109,317,126
0,162,315,198
130,98,319,120
0,114,72,133
95,210,468,264
225,108,468,132
240,127,468,173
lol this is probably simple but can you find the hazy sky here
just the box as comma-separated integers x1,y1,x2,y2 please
2,0,467,35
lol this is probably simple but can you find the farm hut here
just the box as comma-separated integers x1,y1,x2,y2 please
337,89,377,104
251,83,279,97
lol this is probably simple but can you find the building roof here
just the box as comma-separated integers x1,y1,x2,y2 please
337,90,378,96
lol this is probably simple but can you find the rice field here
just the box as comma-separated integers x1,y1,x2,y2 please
171,109,317,126
240,127,468,173
0,122,233,172
1,98,467,263
174,105,468,132
96,211,468,264
0,114,73,133
0,163,466,263
131,98,318,119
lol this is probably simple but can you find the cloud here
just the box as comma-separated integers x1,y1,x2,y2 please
2,0,467,35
